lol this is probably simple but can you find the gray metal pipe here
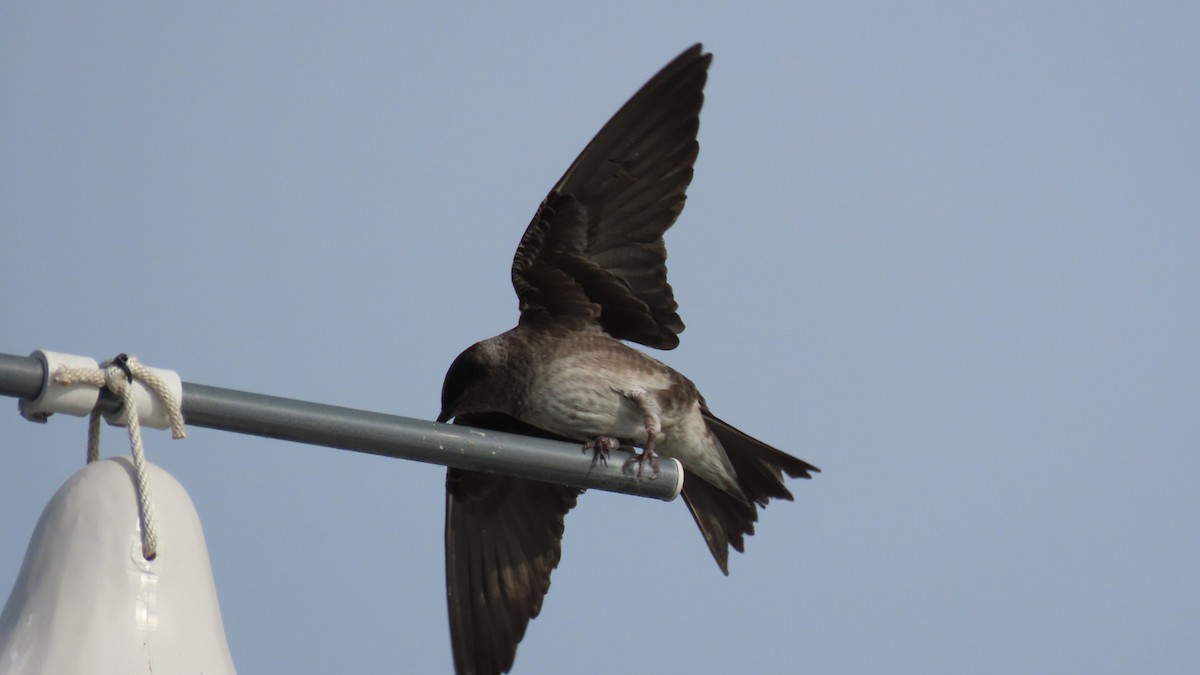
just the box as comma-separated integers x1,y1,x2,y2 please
0,351,682,500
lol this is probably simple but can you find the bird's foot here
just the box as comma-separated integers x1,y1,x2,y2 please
623,448,660,480
583,436,620,467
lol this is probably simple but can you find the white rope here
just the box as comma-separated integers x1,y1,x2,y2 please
53,354,187,561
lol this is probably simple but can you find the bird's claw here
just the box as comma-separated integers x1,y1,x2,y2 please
623,448,660,480
583,436,619,467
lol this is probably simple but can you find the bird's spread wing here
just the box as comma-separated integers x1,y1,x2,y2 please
511,44,711,350
445,413,583,675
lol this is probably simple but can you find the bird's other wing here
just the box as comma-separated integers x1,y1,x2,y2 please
512,44,711,350
445,413,583,675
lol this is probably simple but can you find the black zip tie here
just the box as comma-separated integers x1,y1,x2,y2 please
111,353,134,383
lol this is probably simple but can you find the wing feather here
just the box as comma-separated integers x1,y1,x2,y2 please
445,413,582,675
512,44,711,349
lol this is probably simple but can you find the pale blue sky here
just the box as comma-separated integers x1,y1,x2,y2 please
3,3,1197,673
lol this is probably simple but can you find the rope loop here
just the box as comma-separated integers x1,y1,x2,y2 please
53,354,187,561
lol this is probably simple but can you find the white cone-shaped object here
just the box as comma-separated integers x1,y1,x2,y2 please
0,458,237,674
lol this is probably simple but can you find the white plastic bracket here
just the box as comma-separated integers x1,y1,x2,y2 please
101,360,183,431
19,350,100,423
17,350,184,431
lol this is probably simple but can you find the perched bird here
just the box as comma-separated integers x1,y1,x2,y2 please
438,43,819,675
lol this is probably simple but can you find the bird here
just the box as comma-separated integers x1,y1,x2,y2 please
437,43,819,675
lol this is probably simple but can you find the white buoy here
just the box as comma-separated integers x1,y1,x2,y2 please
0,458,236,674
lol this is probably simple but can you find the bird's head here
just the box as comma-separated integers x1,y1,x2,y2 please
438,338,509,423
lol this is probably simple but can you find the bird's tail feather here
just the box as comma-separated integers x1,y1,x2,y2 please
682,412,820,573
681,475,755,575
704,411,819,503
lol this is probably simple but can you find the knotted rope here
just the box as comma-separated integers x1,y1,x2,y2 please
53,354,187,560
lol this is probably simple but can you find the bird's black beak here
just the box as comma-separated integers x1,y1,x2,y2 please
437,410,452,424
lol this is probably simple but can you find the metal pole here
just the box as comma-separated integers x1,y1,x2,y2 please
0,351,681,501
